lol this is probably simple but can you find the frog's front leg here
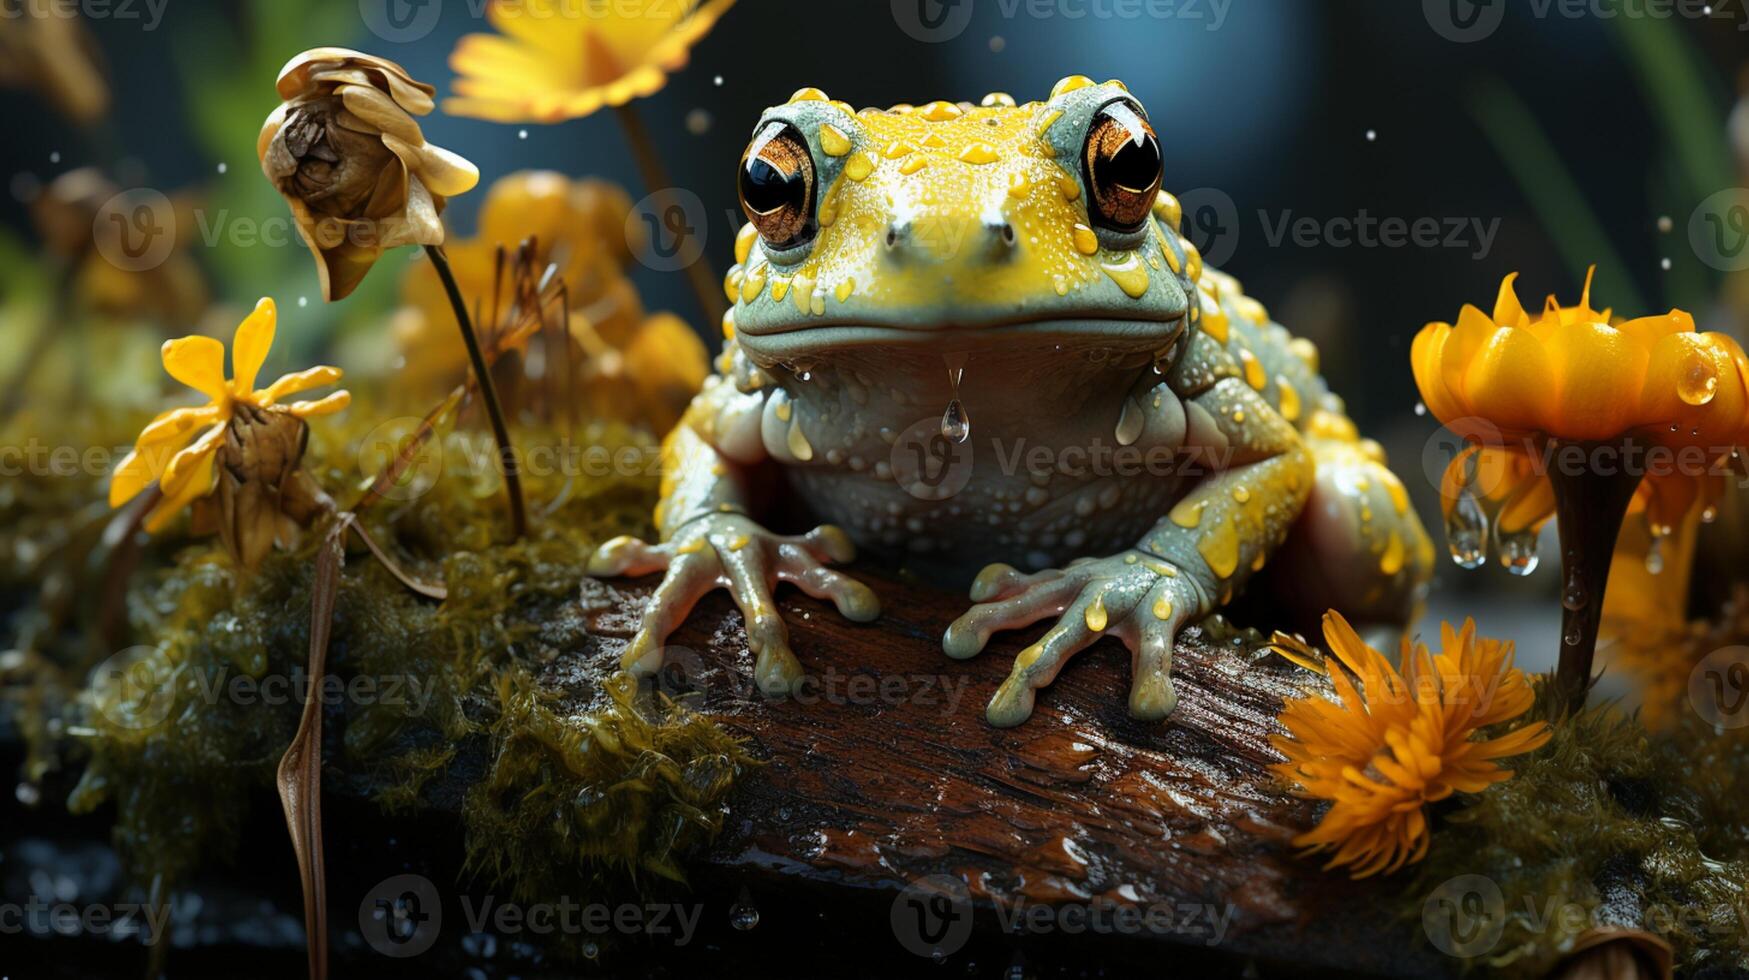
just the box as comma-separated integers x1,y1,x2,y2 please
945,377,1313,727
588,378,881,695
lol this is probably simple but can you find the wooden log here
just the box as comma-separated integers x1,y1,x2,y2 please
568,568,1452,977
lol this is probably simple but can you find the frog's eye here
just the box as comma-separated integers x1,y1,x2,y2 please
739,122,816,252
1083,102,1163,233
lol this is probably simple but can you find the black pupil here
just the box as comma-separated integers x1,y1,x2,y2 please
741,154,804,215
1106,128,1161,193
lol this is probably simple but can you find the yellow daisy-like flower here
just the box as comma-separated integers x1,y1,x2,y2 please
1271,612,1551,878
110,298,350,532
445,0,735,123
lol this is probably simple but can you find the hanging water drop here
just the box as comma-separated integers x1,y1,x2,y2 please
1497,526,1540,576
1561,567,1587,611
1645,532,1666,575
730,897,760,931
1444,486,1488,569
941,353,970,442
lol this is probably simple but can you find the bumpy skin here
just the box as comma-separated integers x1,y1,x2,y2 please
590,77,1434,726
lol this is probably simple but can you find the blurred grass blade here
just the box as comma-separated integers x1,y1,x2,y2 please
1468,76,1647,313
1606,4,1733,201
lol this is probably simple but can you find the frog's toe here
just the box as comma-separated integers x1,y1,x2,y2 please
968,562,1030,602
786,565,881,622
943,573,1080,660
986,674,1037,728
1127,626,1179,720
588,535,669,577
619,552,715,675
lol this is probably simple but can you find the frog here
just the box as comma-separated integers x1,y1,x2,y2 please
588,76,1434,727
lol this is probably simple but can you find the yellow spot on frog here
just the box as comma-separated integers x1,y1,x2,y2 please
1235,295,1269,325
1169,498,1205,528
843,151,875,181
1152,594,1173,620
676,539,705,555
921,132,948,149
1238,348,1268,391
918,100,962,121
1084,590,1109,631
1153,190,1182,228
723,266,744,303
740,263,767,302
1383,473,1410,516
834,277,856,303
1145,560,1177,577
900,155,929,175
770,277,791,302
1071,223,1099,256
1198,519,1241,579
1057,169,1082,201
728,534,750,552
1123,554,1139,564
1182,238,1204,282
735,223,758,265
787,416,813,461
788,86,829,103
791,274,816,313
1007,171,1030,198
1232,486,1250,504
1277,378,1301,422
957,142,1000,165
1101,255,1150,298
1050,74,1097,98
1015,643,1045,670
981,91,1016,107
1289,337,1320,373
721,310,735,339
819,123,852,157
882,140,915,160
1379,530,1406,575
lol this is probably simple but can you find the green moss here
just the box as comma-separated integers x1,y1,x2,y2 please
19,417,753,931
1405,684,1749,977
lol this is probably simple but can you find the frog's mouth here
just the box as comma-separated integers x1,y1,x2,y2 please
734,313,1185,360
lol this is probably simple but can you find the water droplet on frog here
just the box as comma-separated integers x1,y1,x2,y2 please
1497,526,1540,576
582,940,600,959
1114,397,1144,446
730,901,761,931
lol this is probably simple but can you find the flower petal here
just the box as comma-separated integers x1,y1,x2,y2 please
231,298,277,395
259,365,343,405
161,335,229,404
288,390,351,418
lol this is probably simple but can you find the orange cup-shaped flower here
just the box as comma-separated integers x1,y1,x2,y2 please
1412,270,1749,709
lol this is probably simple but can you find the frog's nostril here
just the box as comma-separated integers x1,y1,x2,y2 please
998,222,1016,247
885,226,901,249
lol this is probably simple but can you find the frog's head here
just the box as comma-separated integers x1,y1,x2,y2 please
725,76,1197,363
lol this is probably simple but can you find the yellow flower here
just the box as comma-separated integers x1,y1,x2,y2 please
1271,612,1551,878
445,0,735,123
259,48,480,301
1412,271,1749,556
110,299,350,533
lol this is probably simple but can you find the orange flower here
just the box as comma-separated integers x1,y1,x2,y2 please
110,299,349,532
1412,271,1749,567
1271,612,1551,878
445,0,735,123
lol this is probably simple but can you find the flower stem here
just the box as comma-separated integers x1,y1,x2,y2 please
613,102,726,329
425,244,527,539
1547,439,1645,713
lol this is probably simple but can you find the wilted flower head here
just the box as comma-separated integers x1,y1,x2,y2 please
258,48,479,301
111,299,349,566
